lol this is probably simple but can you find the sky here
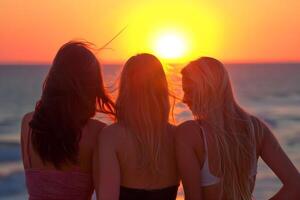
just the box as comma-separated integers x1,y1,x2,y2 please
0,0,299,64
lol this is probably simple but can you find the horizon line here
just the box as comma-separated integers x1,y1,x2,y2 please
1,60,300,66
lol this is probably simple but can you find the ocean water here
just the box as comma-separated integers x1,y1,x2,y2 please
0,63,299,199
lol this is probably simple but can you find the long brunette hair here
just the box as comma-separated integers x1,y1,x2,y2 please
29,41,115,168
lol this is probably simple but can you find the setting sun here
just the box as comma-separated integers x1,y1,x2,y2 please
154,33,187,59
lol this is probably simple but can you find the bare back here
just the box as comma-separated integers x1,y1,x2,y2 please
95,122,179,199
116,123,178,188
21,112,106,173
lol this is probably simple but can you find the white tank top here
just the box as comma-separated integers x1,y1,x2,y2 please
198,124,257,186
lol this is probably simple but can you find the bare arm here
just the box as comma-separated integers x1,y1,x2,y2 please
94,126,120,200
20,114,27,169
259,122,300,200
20,113,33,169
175,122,203,200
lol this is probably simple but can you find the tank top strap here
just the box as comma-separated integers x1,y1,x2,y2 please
195,121,208,153
194,121,221,186
26,129,33,168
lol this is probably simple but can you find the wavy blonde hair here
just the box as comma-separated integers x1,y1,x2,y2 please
181,57,258,200
116,53,170,174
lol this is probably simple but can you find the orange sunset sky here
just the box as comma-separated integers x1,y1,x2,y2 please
0,0,299,64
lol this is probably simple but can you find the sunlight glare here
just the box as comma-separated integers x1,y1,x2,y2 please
154,33,187,59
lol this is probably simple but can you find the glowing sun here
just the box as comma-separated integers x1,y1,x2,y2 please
154,33,187,59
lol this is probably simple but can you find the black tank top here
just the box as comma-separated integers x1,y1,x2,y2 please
119,185,179,200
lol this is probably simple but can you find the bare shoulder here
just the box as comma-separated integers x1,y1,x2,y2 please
20,112,34,161
250,115,273,138
99,123,124,138
250,115,275,152
22,112,34,124
250,115,271,129
21,112,34,136
175,120,203,147
86,118,106,132
97,123,124,148
83,118,107,144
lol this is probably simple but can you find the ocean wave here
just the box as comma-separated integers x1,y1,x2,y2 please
0,142,21,163
0,161,23,178
0,116,21,136
0,161,25,198
0,117,20,126
287,135,300,147
0,133,20,143
0,170,26,197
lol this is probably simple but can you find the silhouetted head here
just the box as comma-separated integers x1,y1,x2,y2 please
116,53,170,173
30,41,115,168
181,57,233,117
181,57,256,200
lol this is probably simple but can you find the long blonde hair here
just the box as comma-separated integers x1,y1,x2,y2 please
116,53,170,174
181,57,258,200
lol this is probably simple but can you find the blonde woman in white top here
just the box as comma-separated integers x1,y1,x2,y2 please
176,57,300,200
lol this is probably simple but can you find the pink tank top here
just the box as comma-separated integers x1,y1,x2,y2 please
24,131,93,200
